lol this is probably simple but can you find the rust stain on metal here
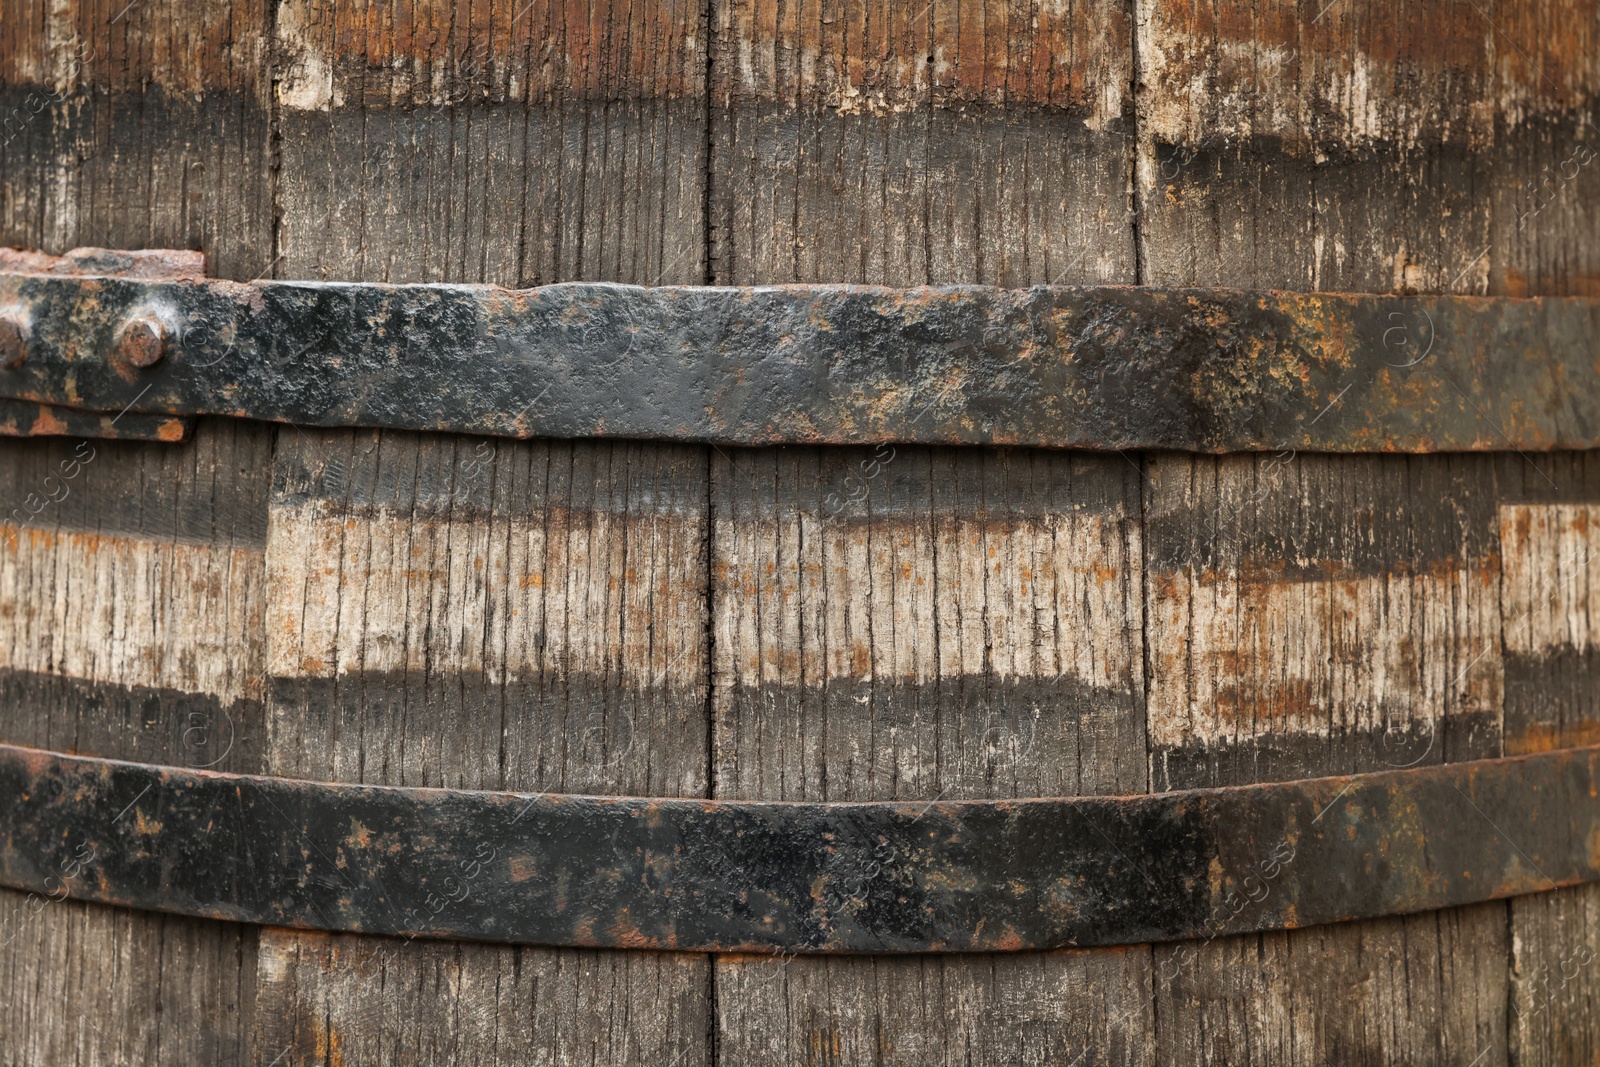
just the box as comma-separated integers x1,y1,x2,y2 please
3,248,1599,453
0,741,1597,954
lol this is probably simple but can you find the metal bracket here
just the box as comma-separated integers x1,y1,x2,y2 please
3,247,1599,451
0,249,202,441
3,741,1597,953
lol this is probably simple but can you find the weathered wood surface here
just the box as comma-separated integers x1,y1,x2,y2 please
274,0,706,287
250,432,714,1066
1143,452,1514,1064
1,0,1599,1063
710,0,1134,287
251,4,713,1046
712,447,1148,802
0,5,276,1057
1498,453,1600,1066
707,1,1153,1055
1134,0,1600,294
0,420,270,1066
0,0,274,280
1145,453,1504,787
710,447,1156,1061
1132,1,1599,1059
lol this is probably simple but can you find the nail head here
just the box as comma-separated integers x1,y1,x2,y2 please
113,316,167,368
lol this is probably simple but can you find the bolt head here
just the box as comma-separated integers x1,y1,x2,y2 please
0,315,26,369
113,316,167,369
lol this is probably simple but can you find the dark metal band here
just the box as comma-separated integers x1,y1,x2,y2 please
2,742,1596,953
2,248,1598,451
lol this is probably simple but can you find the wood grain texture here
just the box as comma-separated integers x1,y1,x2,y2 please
0,419,271,1067
712,446,1146,801
1153,905,1508,1066
4,1,1600,1062
1476,0,1600,298
262,430,708,796
1509,885,1600,1067
706,3,1151,1056
0,425,271,768
278,97,706,287
1138,451,1513,1063
709,0,1134,286
0,0,273,280
275,0,706,287
251,430,713,1065
255,934,706,1067
0,899,257,1067
718,948,1151,1067
1129,10,1600,1052
710,445,1154,1063
1133,0,1600,293
1497,454,1600,1067
1144,452,1504,788
271,0,703,106
1498,456,1600,756
0,8,275,1060
258,6,713,1052
1491,112,1600,298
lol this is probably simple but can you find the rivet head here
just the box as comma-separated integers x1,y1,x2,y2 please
113,315,168,369
0,311,28,370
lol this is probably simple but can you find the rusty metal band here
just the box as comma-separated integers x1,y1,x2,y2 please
2,742,1597,953
2,249,1599,451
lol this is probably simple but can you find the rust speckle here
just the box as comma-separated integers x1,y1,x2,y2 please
1508,719,1600,756
27,406,68,436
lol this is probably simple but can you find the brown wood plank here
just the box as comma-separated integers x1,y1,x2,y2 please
1127,5,1600,1051
1483,2,1600,299
0,419,272,1067
255,4,713,1057
1497,453,1600,1066
0,421,271,769
0,0,274,280
1153,905,1508,1065
256,935,705,1067
1498,453,1600,756
1508,885,1600,1067
707,2,1148,1058
0,7,276,1059
0,3,1593,1063
709,0,1134,286
718,948,1152,1066
1144,452,1504,788
713,446,1147,802
1472,4,1600,1055
260,431,709,796
1133,0,1600,294
274,0,706,286
250,431,713,1065
710,446,1155,1062
1143,450,1512,1064
1491,116,1600,299
0,900,257,1066
1135,454,1532,1067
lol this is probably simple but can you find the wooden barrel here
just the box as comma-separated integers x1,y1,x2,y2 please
1,1,1598,1064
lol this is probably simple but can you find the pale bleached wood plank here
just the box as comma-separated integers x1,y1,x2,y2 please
0,420,272,1067
253,431,713,1067
711,446,1154,1065
1141,454,1512,1066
